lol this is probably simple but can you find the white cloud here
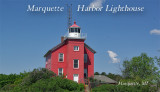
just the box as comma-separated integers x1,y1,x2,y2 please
150,29,160,35
107,50,120,63
89,0,105,7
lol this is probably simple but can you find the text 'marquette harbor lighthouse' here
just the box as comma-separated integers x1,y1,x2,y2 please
44,21,96,83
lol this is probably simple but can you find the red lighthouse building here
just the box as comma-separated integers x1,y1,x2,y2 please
44,21,96,83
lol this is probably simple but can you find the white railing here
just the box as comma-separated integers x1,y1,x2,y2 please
64,32,87,39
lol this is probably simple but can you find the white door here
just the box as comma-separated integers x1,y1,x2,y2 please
73,74,79,83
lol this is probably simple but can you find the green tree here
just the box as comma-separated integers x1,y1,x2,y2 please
106,73,123,82
155,56,160,67
122,53,159,82
101,72,107,76
155,56,160,88
94,72,100,75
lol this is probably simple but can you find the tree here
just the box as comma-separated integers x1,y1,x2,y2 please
94,72,100,75
122,53,159,82
155,56,160,67
101,72,107,76
155,56,160,88
106,73,123,82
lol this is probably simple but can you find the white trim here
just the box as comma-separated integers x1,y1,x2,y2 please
73,74,79,83
73,59,79,69
58,68,63,76
74,46,79,51
58,53,64,62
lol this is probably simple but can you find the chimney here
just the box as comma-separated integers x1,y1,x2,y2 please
61,36,65,42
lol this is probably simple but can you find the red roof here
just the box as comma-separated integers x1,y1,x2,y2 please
70,21,80,28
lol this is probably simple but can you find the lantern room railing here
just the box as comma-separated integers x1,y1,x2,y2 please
63,32,87,40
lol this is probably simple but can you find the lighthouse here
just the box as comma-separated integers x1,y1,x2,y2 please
44,21,96,83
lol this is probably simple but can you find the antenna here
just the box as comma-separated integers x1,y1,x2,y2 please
67,4,72,29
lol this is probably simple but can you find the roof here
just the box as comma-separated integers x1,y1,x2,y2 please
44,41,65,57
70,21,80,28
44,39,96,57
84,43,96,53
94,75,117,84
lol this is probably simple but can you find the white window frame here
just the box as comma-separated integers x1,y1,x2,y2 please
74,46,79,51
59,53,64,62
73,59,79,69
84,54,87,63
73,74,79,83
58,68,63,76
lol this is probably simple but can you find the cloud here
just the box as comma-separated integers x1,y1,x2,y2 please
89,0,105,7
150,29,160,35
107,50,120,63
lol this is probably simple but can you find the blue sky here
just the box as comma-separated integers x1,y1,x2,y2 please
0,0,160,74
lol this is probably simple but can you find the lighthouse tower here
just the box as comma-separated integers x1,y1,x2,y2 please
44,21,96,83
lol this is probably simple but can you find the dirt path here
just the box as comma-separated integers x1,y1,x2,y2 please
85,85,90,92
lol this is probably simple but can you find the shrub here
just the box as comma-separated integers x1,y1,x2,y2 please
0,84,16,91
21,68,56,86
92,84,157,92
78,83,85,91
0,72,29,89
12,77,84,92
0,68,84,92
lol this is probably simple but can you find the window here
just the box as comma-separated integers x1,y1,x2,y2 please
84,54,87,63
84,69,87,78
74,46,79,51
58,68,63,76
75,28,78,33
78,28,80,33
71,28,74,32
69,28,80,33
59,53,64,62
74,59,79,69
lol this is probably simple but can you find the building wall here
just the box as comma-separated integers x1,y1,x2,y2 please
50,43,67,76
84,47,94,78
45,54,51,70
66,39,85,83
45,39,94,83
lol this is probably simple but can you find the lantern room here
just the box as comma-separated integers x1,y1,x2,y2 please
68,21,81,38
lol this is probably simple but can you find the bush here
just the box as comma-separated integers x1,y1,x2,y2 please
21,68,56,86
0,84,16,91
12,77,84,92
92,84,157,92
0,72,29,89
0,68,84,92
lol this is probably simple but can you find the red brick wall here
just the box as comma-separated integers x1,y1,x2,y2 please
45,54,51,70
84,47,94,78
66,39,84,83
50,43,67,76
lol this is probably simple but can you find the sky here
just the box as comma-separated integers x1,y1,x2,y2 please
0,0,160,75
